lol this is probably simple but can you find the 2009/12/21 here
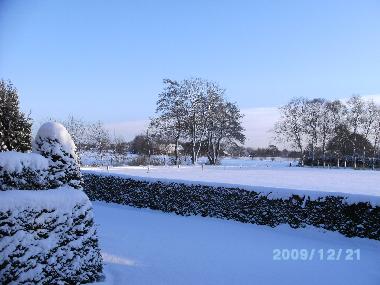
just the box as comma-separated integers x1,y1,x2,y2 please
273,249,360,261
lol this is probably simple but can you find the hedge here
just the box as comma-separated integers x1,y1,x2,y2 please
83,172,380,241
0,188,103,284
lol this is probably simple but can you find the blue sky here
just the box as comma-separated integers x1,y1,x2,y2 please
1,0,380,144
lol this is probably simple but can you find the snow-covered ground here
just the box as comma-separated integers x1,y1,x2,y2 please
85,158,380,283
93,202,380,285
84,160,380,197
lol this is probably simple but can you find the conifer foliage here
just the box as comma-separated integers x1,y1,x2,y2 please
33,122,83,189
0,79,32,152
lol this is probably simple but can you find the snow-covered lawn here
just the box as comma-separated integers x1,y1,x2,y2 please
86,158,380,283
84,162,380,197
93,202,380,285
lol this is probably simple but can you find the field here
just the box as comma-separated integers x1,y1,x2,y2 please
84,157,380,197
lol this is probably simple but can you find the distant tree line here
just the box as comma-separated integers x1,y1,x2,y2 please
274,96,380,168
60,116,130,159
212,144,300,159
245,145,300,159
4,78,379,169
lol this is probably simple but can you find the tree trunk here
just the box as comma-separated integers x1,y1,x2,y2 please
195,141,202,163
322,137,326,168
298,144,304,166
353,132,357,168
195,126,208,164
175,137,179,166
211,142,216,165
373,137,379,170
215,138,222,163
206,134,213,165
191,123,196,164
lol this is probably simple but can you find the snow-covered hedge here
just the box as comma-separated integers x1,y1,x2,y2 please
0,188,103,284
0,122,83,191
83,171,380,241
0,151,49,190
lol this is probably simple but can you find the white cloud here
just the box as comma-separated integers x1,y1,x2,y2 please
241,107,280,147
104,120,149,140
103,94,380,148
105,107,280,147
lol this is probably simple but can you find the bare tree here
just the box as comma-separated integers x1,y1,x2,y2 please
62,115,89,152
362,100,378,140
303,98,324,164
88,121,111,161
181,78,210,164
150,79,187,165
113,136,129,156
346,95,366,168
206,101,245,164
274,98,307,165
318,100,345,166
370,105,380,168
275,95,380,168
150,77,245,165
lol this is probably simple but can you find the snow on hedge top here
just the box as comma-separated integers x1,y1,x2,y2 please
83,166,380,207
33,122,77,157
0,187,90,212
0,151,48,173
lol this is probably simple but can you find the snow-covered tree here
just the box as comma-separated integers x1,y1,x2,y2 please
206,100,245,164
150,78,245,165
88,121,111,159
371,106,380,166
182,78,211,164
0,79,32,152
32,122,82,189
61,115,90,152
318,100,345,166
274,95,380,167
346,95,366,168
362,100,378,141
274,98,308,165
150,79,188,165
302,98,325,163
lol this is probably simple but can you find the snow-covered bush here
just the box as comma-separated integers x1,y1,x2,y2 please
0,123,103,283
0,151,49,190
0,188,103,284
33,122,83,189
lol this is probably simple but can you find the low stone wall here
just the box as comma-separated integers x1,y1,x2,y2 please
0,188,103,284
83,172,380,241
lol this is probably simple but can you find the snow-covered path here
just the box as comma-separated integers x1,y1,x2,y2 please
93,202,380,285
